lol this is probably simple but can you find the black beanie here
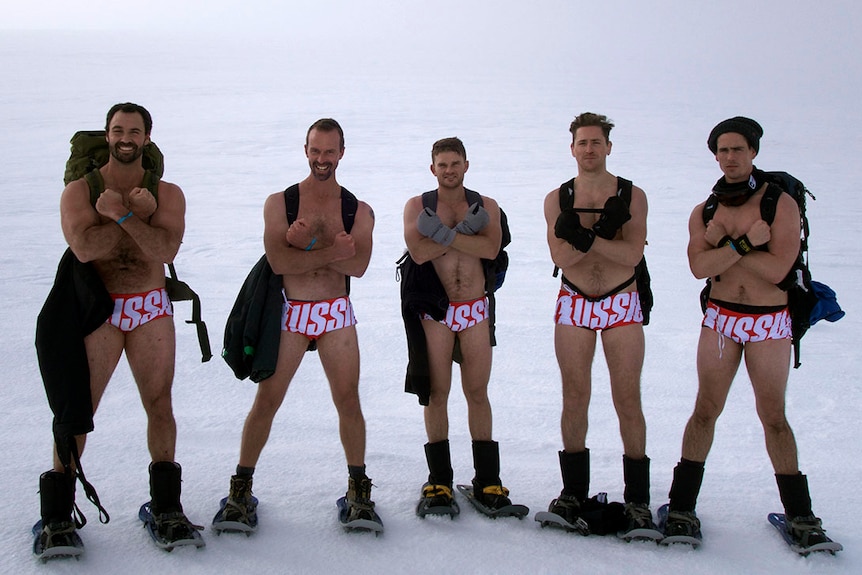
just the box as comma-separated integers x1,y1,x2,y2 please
707,116,763,154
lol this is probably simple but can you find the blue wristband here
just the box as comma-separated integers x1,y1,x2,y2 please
304,237,317,251
116,211,134,225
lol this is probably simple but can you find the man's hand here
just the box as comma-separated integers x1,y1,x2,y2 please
454,202,489,236
329,231,356,261
705,219,729,247
129,187,157,219
592,196,631,240
417,207,456,246
286,218,315,249
95,189,128,221
745,220,771,247
554,210,595,252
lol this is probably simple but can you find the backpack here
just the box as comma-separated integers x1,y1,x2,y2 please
64,130,212,362
701,170,844,368
64,130,165,186
554,177,653,325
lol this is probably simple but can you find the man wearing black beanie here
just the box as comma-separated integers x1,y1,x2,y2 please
659,117,837,552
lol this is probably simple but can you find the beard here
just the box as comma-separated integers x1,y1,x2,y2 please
110,142,144,165
311,161,335,181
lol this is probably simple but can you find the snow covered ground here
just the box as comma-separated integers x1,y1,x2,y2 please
2,2,860,573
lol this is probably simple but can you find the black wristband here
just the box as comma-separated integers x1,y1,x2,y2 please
718,235,733,249
732,234,754,255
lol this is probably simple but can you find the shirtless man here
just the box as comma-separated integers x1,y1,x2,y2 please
215,118,378,529
36,102,197,551
542,113,657,538
661,117,833,549
403,137,516,515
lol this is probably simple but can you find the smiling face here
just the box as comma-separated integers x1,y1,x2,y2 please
106,111,149,165
430,150,469,191
715,132,757,183
571,125,611,173
305,128,344,181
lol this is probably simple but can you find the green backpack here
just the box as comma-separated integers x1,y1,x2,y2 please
64,130,212,362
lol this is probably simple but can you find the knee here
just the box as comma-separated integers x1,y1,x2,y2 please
561,387,590,415
332,387,362,417
249,387,287,420
612,390,643,420
142,388,173,418
691,399,722,426
462,385,489,408
758,408,790,433
427,391,448,410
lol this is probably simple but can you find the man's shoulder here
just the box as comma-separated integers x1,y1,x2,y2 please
474,191,499,210
404,193,425,210
156,179,182,196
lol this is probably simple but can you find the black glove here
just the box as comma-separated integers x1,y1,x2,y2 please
592,196,631,240
555,210,595,252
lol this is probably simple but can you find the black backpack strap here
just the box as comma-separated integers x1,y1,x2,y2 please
759,183,782,226
464,188,483,207
165,263,212,362
702,194,719,225
616,177,632,204
559,178,575,211
340,187,358,233
283,183,300,225
421,190,437,211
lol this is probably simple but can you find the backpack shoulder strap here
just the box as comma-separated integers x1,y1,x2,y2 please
340,187,358,233
702,194,719,225
558,178,575,211
616,177,633,204
421,190,437,211
283,184,300,225
84,170,104,206
759,182,783,226
464,188,484,207
142,170,160,200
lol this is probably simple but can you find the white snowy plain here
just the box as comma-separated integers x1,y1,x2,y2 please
2,3,861,574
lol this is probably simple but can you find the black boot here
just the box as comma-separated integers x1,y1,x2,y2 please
548,450,589,522
425,440,454,488
776,472,829,547
150,461,184,515
667,458,704,513
37,470,79,550
663,458,705,538
148,461,200,542
622,455,658,533
471,440,511,510
421,440,455,507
